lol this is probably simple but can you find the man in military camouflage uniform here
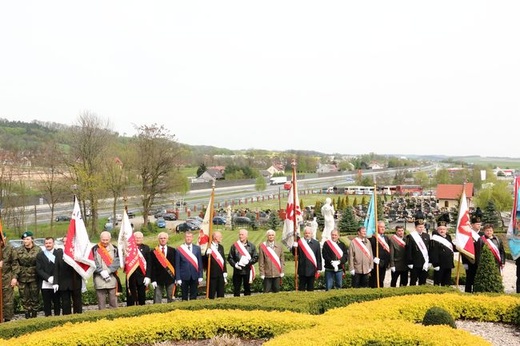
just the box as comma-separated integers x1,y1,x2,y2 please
12,231,41,318
1,233,16,322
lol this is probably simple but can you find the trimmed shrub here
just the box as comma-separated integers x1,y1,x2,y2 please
422,306,456,328
473,246,504,293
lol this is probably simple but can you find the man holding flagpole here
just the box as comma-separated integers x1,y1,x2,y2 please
292,226,322,291
204,231,227,299
126,231,149,306
369,221,391,288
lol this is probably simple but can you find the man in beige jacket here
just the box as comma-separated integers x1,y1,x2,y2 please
258,229,285,293
349,226,374,288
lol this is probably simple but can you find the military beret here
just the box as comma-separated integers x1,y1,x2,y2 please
21,231,34,239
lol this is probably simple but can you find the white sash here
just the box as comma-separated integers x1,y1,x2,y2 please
377,235,390,253
410,231,429,263
298,238,318,268
353,237,371,258
261,242,282,272
432,234,453,252
210,243,225,270
326,239,344,259
179,244,199,271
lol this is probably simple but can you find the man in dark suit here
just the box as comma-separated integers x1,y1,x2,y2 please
292,226,322,291
406,213,431,286
227,229,259,297
54,235,84,314
204,231,228,299
369,221,391,288
149,232,176,303
127,231,150,306
175,231,204,301
36,237,61,316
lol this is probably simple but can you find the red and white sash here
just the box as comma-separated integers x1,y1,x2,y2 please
325,239,343,259
481,236,501,264
432,234,453,252
178,244,199,271
298,238,318,269
260,243,282,272
352,237,372,258
210,244,224,271
410,231,429,263
391,235,406,248
234,241,255,283
377,236,390,253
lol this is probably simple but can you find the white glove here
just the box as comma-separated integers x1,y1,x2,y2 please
81,279,87,293
280,273,284,278
100,270,110,279
206,249,212,255
293,242,298,248
198,278,203,283
368,268,372,273
48,276,54,285
463,264,469,270
261,275,265,280
143,277,151,286
151,281,157,289
224,278,228,284
408,264,413,269
176,280,182,285
234,263,242,270
223,272,228,279
332,264,339,272
434,266,440,271
331,260,340,267
350,269,355,276
390,266,396,272
53,284,59,293
373,257,380,265
423,263,429,272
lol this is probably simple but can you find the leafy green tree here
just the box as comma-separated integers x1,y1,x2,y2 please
255,176,267,192
196,163,207,178
473,246,504,293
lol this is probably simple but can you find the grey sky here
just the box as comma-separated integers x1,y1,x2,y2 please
1,1,519,157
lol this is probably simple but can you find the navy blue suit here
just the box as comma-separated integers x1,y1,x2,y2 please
175,244,203,301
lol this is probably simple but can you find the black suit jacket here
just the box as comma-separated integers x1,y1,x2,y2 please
292,237,322,276
370,234,391,269
149,245,176,285
53,248,83,291
203,244,228,278
130,243,150,279
36,248,60,288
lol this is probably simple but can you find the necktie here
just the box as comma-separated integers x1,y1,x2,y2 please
188,245,191,252
162,246,165,255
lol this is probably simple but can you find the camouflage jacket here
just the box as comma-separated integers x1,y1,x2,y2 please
1,244,15,282
13,245,41,283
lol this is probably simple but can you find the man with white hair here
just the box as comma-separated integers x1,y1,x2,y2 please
227,229,258,297
258,229,285,293
91,231,120,309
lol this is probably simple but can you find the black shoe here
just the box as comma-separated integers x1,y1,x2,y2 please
31,311,37,318
3,319,10,322
25,312,30,319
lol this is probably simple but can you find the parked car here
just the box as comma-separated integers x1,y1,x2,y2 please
34,238,46,249
233,216,253,226
156,217,166,228
127,210,136,218
8,239,23,248
55,215,71,222
104,222,114,231
212,216,226,225
162,213,177,221
175,222,199,233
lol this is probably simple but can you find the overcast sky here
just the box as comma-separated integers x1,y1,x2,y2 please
1,1,519,158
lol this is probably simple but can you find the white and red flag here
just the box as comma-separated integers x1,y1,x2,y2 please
118,210,146,278
455,187,478,263
63,197,96,279
282,179,302,249
198,190,214,253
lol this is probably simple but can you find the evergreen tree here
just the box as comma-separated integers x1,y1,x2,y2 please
473,246,504,293
338,206,358,234
196,163,207,177
267,212,281,231
345,194,350,207
482,200,500,229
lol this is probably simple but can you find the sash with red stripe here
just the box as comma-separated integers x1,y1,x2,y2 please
377,236,390,253
298,239,318,269
391,234,406,248
325,239,343,259
234,241,255,283
178,244,199,271
481,236,501,264
352,237,371,258
260,243,282,272
153,247,175,278
210,245,225,271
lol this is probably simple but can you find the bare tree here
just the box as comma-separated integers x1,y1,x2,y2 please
66,111,115,236
103,155,126,225
131,124,185,226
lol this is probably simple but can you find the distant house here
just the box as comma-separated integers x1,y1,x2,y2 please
369,162,384,170
436,183,474,210
316,163,338,174
198,166,225,181
493,167,515,177
267,164,285,176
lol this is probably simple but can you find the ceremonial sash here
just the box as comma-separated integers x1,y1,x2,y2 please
210,245,225,271
260,243,282,272
298,238,318,269
97,243,114,266
432,234,453,252
481,236,501,264
352,237,371,259
391,235,406,248
178,244,199,271
154,246,175,278
234,241,255,283
377,236,390,253
138,247,147,276
410,231,429,263
325,239,343,259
